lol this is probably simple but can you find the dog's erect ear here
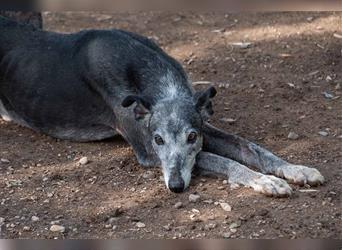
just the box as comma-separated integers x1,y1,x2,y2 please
195,86,217,120
122,95,152,120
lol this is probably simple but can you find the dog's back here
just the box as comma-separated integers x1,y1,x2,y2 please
0,16,193,141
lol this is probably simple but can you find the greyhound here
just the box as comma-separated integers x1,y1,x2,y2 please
0,16,324,196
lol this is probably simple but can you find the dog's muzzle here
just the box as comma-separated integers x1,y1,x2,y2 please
168,178,185,193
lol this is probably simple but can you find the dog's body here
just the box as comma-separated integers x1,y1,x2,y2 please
0,16,324,196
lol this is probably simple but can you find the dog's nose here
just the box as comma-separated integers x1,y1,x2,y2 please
168,179,185,193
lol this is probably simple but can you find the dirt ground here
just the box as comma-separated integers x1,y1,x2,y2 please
0,12,341,239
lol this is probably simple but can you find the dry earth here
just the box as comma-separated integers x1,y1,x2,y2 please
0,12,341,239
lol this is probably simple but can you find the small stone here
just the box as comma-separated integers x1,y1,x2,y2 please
174,202,183,209
136,222,146,228
230,42,252,49
322,92,334,99
230,228,238,233
229,222,240,229
31,216,39,222
189,194,201,203
318,131,329,137
220,118,237,124
108,217,118,225
50,225,65,233
222,180,228,185
203,199,213,204
142,171,155,179
78,157,89,165
335,83,341,90
223,232,232,238
112,225,117,231
0,217,5,225
230,183,240,190
220,202,232,212
306,16,314,22
0,158,10,164
23,226,31,231
205,223,217,230
326,75,333,82
104,224,112,229
288,132,299,140
333,33,342,39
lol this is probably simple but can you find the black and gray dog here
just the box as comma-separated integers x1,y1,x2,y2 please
0,16,324,196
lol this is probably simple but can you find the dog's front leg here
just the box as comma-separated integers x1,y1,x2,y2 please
203,123,324,186
196,152,292,197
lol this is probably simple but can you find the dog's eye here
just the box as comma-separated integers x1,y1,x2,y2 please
154,135,164,145
187,132,197,144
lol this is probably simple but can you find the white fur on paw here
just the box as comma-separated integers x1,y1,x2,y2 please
275,164,325,186
250,175,292,197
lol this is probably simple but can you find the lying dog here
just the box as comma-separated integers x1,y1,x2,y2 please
0,16,324,196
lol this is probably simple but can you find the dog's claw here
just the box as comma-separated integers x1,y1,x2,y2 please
249,175,292,197
276,164,325,186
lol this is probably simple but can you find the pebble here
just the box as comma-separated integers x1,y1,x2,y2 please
204,223,217,230
306,16,314,22
31,216,39,222
23,226,31,231
0,158,10,164
230,183,240,190
142,171,155,179
222,180,228,185
322,92,334,99
78,157,89,165
0,217,5,225
230,42,252,49
220,202,232,212
318,131,329,137
335,83,341,90
189,194,201,203
220,118,237,124
136,222,146,228
299,189,318,193
229,222,240,229
222,232,232,238
174,202,183,209
50,225,65,233
108,217,118,225
288,132,299,140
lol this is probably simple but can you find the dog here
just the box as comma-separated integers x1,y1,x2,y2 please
0,15,324,196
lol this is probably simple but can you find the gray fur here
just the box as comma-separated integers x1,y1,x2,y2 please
0,16,324,196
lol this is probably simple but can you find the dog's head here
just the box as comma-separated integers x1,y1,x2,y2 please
122,86,216,193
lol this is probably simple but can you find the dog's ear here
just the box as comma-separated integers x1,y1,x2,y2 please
122,95,152,120
195,86,217,120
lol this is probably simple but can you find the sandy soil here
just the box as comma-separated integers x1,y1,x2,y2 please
0,12,341,239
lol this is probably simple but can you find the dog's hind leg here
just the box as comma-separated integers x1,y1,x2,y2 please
202,123,324,186
196,151,292,197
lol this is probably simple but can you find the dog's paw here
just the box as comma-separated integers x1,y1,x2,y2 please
249,175,292,197
275,164,325,186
